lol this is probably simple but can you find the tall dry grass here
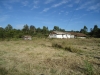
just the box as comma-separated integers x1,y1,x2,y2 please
0,38,100,75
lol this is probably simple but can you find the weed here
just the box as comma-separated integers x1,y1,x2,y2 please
50,68,57,74
52,42,81,53
84,60,94,75
0,38,100,75
52,43,63,49
0,67,8,75
65,46,81,53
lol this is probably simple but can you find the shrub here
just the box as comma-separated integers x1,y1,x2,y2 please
65,46,81,53
0,67,8,75
52,42,81,53
84,60,94,75
52,43,63,49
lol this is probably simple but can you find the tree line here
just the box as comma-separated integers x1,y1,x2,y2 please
0,24,100,40
0,24,65,40
80,25,100,38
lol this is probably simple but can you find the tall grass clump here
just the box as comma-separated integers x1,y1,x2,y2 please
84,60,94,75
52,42,81,53
65,46,81,53
52,43,63,49
0,67,8,75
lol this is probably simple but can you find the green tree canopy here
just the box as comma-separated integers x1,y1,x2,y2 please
22,24,29,34
30,25,36,34
53,26,60,31
80,25,88,34
5,24,13,31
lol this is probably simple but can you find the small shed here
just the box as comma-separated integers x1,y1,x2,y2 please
23,35,32,40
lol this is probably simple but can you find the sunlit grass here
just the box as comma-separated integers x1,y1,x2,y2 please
0,38,100,75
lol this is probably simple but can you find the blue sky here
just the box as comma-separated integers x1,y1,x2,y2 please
0,0,100,31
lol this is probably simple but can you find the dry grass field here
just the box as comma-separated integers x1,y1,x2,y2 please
0,38,100,75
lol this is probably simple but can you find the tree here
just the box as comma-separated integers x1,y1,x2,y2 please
89,28,93,36
30,25,36,35
92,25,99,37
5,24,13,31
4,24,14,38
80,25,88,34
53,26,60,31
59,28,65,32
22,24,29,35
42,26,49,34
0,27,5,40
84,26,88,32
36,27,42,33
89,25,100,38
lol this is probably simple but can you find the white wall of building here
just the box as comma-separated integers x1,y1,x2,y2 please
70,35,74,38
62,34,67,38
49,34,72,39
77,37,86,39
66,34,71,38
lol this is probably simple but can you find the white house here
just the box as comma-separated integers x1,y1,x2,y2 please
49,31,86,39
49,31,71,39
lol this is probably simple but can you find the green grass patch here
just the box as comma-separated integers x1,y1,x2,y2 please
84,60,94,75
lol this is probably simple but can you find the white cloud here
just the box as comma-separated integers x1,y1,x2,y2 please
66,12,69,15
9,0,20,3
8,6,13,10
68,4,73,7
76,0,100,12
76,0,95,10
31,5,39,10
59,12,61,14
45,0,55,4
33,0,39,4
61,10,64,12
31,0,40,10
33,5,39,8
75,0,80,3
0,15,9,22
43,8,50,12
22,1,29,6
52,0,68,7
87,3,100,11
3,3,13,10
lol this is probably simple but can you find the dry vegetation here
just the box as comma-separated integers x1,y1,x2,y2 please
0,38,100,75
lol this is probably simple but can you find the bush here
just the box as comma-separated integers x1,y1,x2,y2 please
52,43,63,49
52,42,81,53
65,46,81,53
84,60,94,75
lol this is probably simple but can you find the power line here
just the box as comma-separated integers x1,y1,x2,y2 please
67,0,81,27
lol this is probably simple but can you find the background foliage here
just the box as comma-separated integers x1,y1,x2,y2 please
0,24,100,40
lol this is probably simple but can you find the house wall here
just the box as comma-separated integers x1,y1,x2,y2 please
49,34,74,38
66,34,71,38
62,34,67,38
70,35,74,38
77,37,86,39
49,34,71,39
49,34,64,38
56,34,63,38
49,34,57,38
